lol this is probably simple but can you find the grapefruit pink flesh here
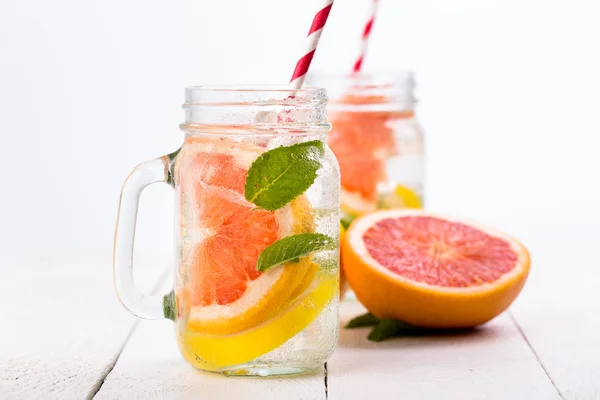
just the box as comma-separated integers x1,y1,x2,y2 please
186,150,279,306
362,216,519,288
328,94,413,211
343,210,530,328
328,112,392,203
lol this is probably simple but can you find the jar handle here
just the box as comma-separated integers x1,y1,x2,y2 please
113,152,177,320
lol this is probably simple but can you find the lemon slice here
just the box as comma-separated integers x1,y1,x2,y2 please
378,184,422,209
178,274,337,371
340,188,377,216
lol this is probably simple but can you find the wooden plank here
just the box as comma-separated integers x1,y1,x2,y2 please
0,257,166,400
328,302,560,400
94,318,326,400
510,231,600,400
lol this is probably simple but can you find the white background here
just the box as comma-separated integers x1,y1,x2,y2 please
0,0,599,263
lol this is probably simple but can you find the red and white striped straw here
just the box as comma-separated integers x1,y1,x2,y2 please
289,0,334,89
352,0,380,73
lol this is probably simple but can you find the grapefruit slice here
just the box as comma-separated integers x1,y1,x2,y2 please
176,137,317,335
328,96,413,215
329,112,388,214
342,210,530,328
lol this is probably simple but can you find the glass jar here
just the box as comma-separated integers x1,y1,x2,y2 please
307,72,425,226
114,86,340,376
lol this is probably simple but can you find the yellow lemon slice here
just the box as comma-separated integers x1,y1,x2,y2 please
378,184,422,210
178,274,337,371
341,188,377,217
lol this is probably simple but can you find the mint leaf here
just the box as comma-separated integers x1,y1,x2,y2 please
340,215,354,230
368,319,411,342
163,290,176,321
165,147,181,186
367,319,445,342
257,233,335,272
346,312,381,328
245,140,324,211
340,210,358,230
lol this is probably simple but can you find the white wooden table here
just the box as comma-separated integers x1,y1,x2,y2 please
1,226,598,400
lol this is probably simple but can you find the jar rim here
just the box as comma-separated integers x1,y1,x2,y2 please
181,85,330,131
184,85,327,106
306,71,416,111
307,70,414,82
185,85,326,93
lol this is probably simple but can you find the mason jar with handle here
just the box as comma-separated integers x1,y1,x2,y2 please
114,86,340,376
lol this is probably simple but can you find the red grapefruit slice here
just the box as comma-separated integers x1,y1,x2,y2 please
176,137,317,335
343,210,530,328
328,101,413,215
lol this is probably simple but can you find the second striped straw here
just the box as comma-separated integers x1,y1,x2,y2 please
353,0,380,73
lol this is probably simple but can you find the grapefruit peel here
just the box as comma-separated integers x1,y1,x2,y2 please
343,209,530,329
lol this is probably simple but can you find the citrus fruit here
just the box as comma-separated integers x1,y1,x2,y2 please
178,274,337,371
328,112,389,214
176,137,317,335
378,184,422,210
328,102,413,215
342,209,530,328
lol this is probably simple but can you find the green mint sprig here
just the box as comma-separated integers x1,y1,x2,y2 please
245,140,334,273
345,312,380,328
244,140,324,211
257,233,335,272
163,290,176,321
346,312,449,342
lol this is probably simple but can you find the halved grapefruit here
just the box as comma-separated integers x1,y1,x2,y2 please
342,210,530,328
176,137,317,336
